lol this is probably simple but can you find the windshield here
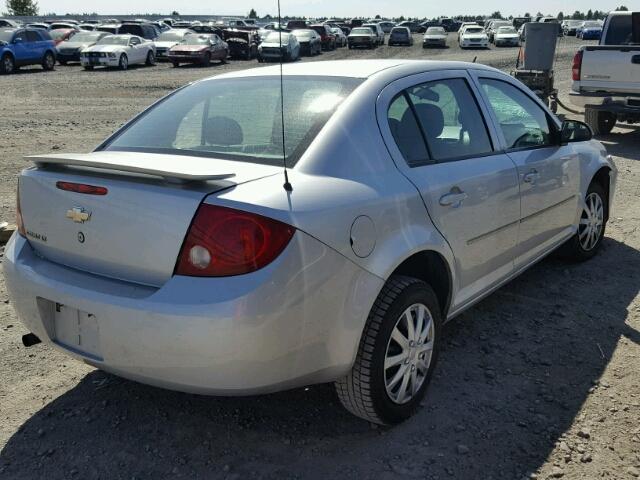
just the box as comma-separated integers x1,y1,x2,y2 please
183,35,211,45
352,28,373,34
96,35,130,46
67,32,102,42
292,30,313,38
426,27,445,34
583,21,600,28
158,30,189,41
391,28,408,35
264,31,290,43
466,27,484,34
498,27,517,33
104,76,363,167
0,30,14,42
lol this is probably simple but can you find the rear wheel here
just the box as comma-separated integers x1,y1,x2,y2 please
0,53,14,74
585,108,616,135
335,276,441,425
561,182,607,261
42,51,55,71
118,54,128,70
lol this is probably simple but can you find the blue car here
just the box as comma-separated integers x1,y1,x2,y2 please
577,21,602,40
0,28,57,75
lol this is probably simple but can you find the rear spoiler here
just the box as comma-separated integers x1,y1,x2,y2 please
28,152,236,184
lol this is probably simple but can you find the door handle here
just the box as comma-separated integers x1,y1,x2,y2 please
523,170,541,184
439,189,468,208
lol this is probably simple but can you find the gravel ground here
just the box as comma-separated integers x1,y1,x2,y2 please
1,33,639,480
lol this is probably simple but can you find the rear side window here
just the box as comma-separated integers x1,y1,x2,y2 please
25,30,40,42
388,94,431,166
479,78,554,150
603,14,633,45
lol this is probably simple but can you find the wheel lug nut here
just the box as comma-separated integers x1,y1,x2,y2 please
411,365,416,371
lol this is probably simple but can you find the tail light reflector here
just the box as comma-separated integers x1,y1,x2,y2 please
56,181,108,195
572,50,583,81
175,204,295,277
16,180,25,237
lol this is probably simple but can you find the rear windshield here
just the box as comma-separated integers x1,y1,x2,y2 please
50,29,72,40
604,15,633,44
183,35,211,45
465,27,484,34
103,76,363,167
352,28,373,34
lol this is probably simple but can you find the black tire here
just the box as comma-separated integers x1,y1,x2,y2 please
118,54,128,71
560,182,607,262
335,276,441,425
171,61,179,68
202,52,211,67
0,53,14,74
145,51,155,66
42,51,55,71
585,108,616,136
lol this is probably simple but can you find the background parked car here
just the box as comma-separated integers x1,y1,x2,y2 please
378,21,396,33
493,26,520,46
96,24,120,35
459,25,489,48
388,26,413,46
286,20,308,30
222,29,259,60
0,27,56,74
577,21,603,40
396,21,426,33
49,28,76,46
80,34,156,71
56,30,108,64
347,27,377,49
48,22,78,32
487,20,512,42
26,23,50,30
169,33,228,67
362,23,385,45
330,27,347,47
562,19,583,36
0,19,20,28
291,29,322,56
310,24,337,51
257,31,300,62
119,22,159,41
154,29,194,61
423,26,447,48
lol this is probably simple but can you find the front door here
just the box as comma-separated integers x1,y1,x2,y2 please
378,71,521,311
473,74,581,267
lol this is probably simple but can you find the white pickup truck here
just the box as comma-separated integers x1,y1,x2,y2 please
570,11,640,134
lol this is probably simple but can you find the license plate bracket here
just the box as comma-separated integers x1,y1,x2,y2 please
51,302,102,360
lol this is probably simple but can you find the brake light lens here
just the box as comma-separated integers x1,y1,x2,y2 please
16,180,25,237
175,204,295,277
572,50,583,81
56,181,108,195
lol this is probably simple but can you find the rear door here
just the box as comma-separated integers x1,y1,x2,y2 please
377,70,521,310
472,72,581,267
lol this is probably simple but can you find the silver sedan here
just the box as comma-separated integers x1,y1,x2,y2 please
4,60,616,425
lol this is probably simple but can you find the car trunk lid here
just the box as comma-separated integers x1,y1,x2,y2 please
19,151,279,287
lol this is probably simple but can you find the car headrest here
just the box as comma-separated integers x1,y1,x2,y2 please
411,103,444,140
203,116,243,146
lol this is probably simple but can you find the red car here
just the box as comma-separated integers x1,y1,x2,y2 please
310,24,337,50
49,28,76,46
168,34,229,67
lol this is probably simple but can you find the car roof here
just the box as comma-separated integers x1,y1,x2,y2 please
212,59,498,80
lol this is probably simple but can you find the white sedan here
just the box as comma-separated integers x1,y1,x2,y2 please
459,25,489,48
493,26,520,47
80,34,156,70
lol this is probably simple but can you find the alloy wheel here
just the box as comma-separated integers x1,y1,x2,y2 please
384,303,435,405
3,55,14,74
579,192,604,251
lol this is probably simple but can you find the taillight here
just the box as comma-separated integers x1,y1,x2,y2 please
16,180,25,237
175,204,295,277
572,50,583,81
56,181,108,195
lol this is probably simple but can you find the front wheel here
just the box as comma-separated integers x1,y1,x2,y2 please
118,54,128,70
561,182,607,261
335,276,441,425
202,52,211,67
0,53,14,74
145,51,155,66
42,51,55,71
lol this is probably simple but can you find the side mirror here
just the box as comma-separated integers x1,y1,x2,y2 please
561,120,593,143
13,37,24,44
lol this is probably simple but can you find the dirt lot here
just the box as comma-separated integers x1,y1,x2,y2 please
1,34,639,480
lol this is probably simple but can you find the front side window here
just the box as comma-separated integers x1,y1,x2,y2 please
25,30,40,42
479,78,554,150
104,76,362,167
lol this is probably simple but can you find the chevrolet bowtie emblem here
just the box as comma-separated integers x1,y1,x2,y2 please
66,207,91,224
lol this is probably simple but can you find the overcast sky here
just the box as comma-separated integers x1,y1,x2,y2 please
36,0,628,17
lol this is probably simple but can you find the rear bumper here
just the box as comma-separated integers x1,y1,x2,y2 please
3,233,383,395
569,89,640,114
